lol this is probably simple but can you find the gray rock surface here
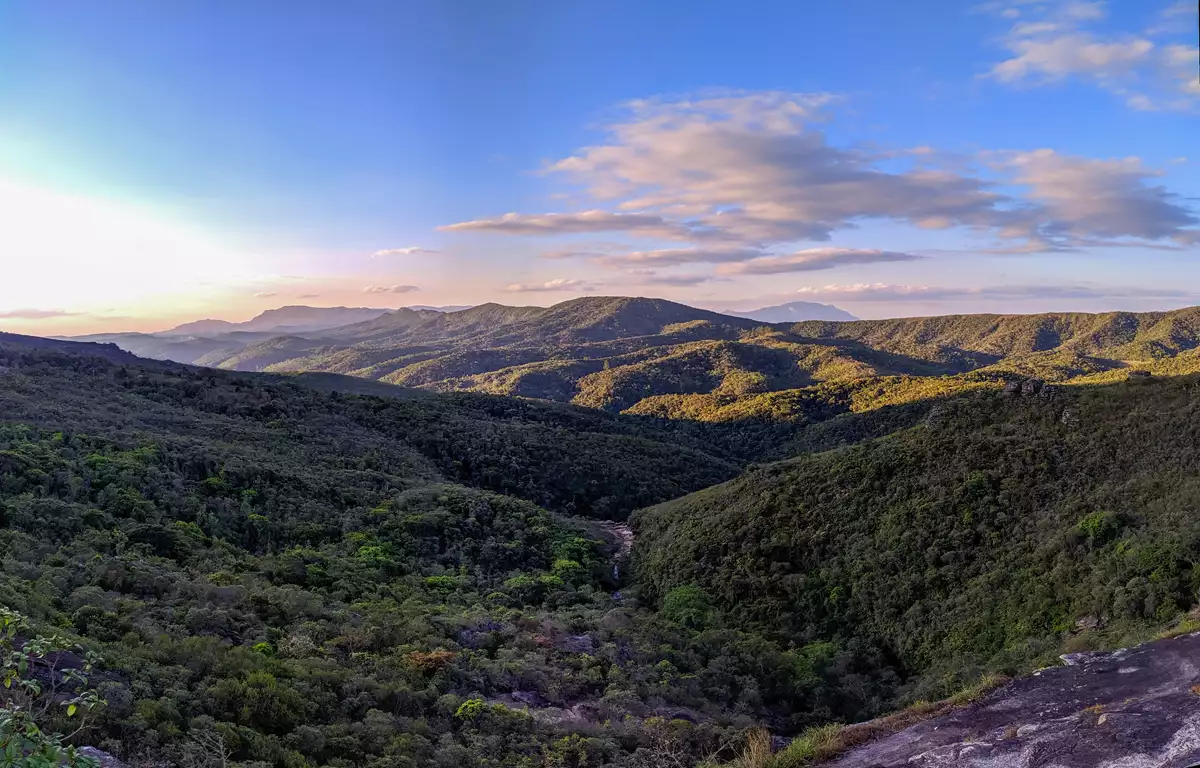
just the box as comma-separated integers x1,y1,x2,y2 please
77,747,127,767
827,632,1200,768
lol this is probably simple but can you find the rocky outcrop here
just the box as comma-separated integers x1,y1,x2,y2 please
1003,378,1060,401
826,631,1200,767
925,404,948,427
599,521,635,580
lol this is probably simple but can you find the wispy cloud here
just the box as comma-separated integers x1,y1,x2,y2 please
790,282,1194,302
371,247,441,257
598,247,765,267
502,278,593,292
253,291,278,298
626,271,717,286
441,211,690,239
989,149,1200,249
0,308,79,319
363,284,420,294
983,0,1198,111
297,293,321,299
717,248,924,275
541,248,614,260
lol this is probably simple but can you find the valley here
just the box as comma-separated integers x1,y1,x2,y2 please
9,300,1200,766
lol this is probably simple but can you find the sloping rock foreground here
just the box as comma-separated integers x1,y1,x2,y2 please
828,631,1200,768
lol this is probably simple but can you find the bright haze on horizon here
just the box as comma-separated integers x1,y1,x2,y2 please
1,0,1197,335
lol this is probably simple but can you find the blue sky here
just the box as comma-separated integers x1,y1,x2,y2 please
0,0,1197,333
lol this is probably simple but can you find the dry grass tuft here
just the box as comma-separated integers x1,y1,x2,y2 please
717,674,1010,767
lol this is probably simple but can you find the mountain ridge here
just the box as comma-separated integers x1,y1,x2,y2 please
56,299,1200,425
165,304,394,335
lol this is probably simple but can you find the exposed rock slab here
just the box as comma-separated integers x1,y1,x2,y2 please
828,632,1200,768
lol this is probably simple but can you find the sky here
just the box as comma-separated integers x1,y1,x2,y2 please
0,0,1197,334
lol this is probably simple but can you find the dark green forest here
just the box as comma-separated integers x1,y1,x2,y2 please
636,374,1200,701
0,340,884,768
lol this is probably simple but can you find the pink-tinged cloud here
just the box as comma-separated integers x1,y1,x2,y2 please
0,308,78,319
501,278,592,292
363,285,420,294
717,248,923,275
371,247,441,257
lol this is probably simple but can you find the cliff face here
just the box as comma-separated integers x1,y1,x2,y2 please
829,632,1200,768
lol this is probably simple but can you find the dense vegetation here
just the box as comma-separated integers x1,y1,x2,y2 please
636,373,1200,703
19,303,1200,767
0,340,888,768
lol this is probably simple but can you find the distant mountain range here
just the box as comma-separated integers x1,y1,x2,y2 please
165,305,393,335
59,296,1200,422
405,304,475,313
726,300,858,323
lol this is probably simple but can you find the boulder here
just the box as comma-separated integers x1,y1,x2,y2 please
925,404,947,427
511,690,549,708
825,631,1200,768
1020,379,1043,396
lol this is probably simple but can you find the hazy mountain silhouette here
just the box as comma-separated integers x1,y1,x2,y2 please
727,300,858,323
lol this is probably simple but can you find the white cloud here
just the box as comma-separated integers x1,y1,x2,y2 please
371,247,441,257
441,92,1198,258
539,92,1008,246
999,149,1199,248
1062,1,1106,21
985,0,1197,110
717,248,924,275
990,34,1155,83
501,278,592,293
1147,2,1199,35
298,293,321,299
363,285,420,294
1164,45,1200,98
253,291,277,298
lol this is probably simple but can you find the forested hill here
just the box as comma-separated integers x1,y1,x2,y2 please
635,371,1200,707
0,337,795,521
0,335,859,768
790,306,1200,362
0,331,148,365
322,296,767,346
